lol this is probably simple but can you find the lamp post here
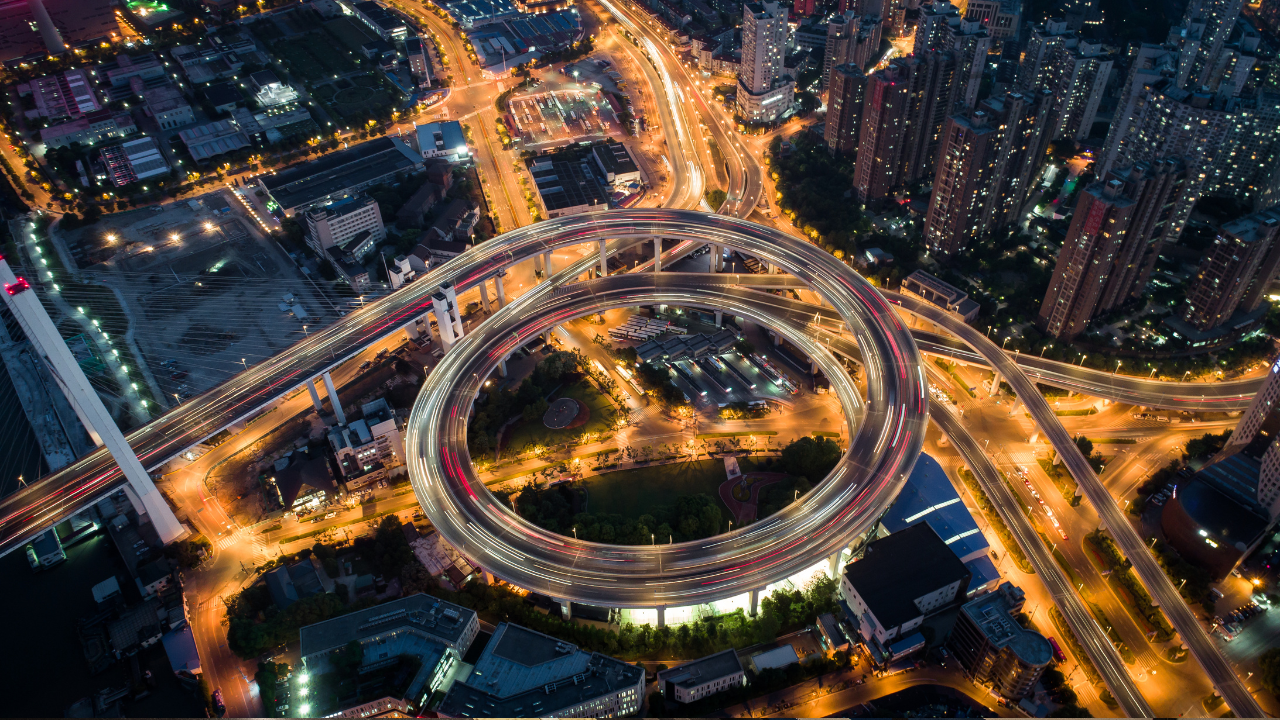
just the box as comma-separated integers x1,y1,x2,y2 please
1114,360,1122,375
240,358,247,369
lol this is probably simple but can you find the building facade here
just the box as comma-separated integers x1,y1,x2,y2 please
825,63,866,155
737,2,794,122
950,583,1052,699
657,649,745,704
304,194,386,259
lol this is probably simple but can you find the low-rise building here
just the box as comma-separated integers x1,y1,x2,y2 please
250,70,299,108
264,559,326,609
592,141,641,184
950,583,1051,699
100,136,170,187
18,68,101,122
351,0,409,41
425,197,480,244
414,121,469,161
840,522,971,665
131,77,194,130
259,136,424,215
299,593,479,714
41,109,137,149
438,623,643,717
658,649,745,704
407,36,433,84
900,270,981,322
328,398,404,489
304,194,386,260
202,82,242,114
100,53,165,88
177,119,251,162
527,150,610,218
396,179,446,227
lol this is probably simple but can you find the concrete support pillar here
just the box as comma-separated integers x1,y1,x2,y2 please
560,599,572,620
829,551,842,579
749,588,761,617
534,253,544,276
483,570,495,584
494,271,507,308
432,294,456,352
716,246,725,272
498,357,509,377
479,280,491,313
715,310,723,328
543,251,553,277
770,331,780,346
810,360,819,375
653,237,662,272
442,283,464,340
989,371,1002,397
656,605,666,628
599,239,608,277
322,371,346,425
707,244,717,273
306,380,324,412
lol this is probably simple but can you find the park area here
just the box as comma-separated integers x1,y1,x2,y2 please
501,380,618,453
582,458,737,518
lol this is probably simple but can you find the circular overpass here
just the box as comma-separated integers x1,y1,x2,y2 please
405,210,928,609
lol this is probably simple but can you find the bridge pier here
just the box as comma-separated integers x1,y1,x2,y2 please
432,294,457,352
715,310,723,328
306,380,324,412
543,251,553,277
494,271,507,309
749,587,761,617
498,357,509,377
442,283,464,339
559,598,572,620
1,258,186,544
656,605,666,628
479,280,491,314
829,550,843,579
989,371,1002,397
322,372,346,425
599,239,608,277
654,238,662,272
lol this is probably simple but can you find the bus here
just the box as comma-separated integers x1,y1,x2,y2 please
1047,637,1066,663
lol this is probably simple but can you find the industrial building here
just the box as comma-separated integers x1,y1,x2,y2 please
526,148,610,217
839,522,972,667
414,121,469,161
100,136,169,187
258,137,424,215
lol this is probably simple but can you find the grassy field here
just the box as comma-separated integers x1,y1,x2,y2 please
584,458,731,517
325,16,374,51
502,381,618,453
276,35,357,83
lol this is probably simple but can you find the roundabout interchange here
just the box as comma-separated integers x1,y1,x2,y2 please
404,209,929,610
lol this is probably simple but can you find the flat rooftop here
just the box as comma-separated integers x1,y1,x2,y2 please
657,649,742,689
299,592,476,658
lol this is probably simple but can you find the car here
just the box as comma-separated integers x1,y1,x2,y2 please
170,371,188,380
359,360,372,370
324,512,337,519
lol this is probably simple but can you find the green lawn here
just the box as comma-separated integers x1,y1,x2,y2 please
584,459,731,517
502,381,618,453
325,16,375,51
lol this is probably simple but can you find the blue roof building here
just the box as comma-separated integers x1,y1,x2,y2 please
877,453,1000,596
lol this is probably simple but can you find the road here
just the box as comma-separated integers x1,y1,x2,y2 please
406,211,927,607
888,293,1265,719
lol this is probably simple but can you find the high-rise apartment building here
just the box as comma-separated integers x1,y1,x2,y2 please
1177,206,1280,335
1016,19,1073,93
1036,161,1187,339
962,0,1020,38
1176,0,1245,89
921,91,1053,256
923,110,1002,256
825,64,867,155
823,11,881,88
853,58,927,202
914,1,991,111
737,2,795,123
1048,39,1112,141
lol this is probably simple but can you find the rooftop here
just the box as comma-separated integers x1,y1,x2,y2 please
299,592,477,658
261,137,422,211
844,522,971,629
439,623,643,717
959,584,1052,667
657,649,743,689
879,453,989,564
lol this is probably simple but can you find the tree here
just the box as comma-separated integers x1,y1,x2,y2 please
1261,647,1280,698
331,639,364,676
780,436,842,480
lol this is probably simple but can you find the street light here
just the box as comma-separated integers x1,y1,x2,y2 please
303,325,308,337
240,358,247,369
1114,360,1122,375
1079,354,1087,366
